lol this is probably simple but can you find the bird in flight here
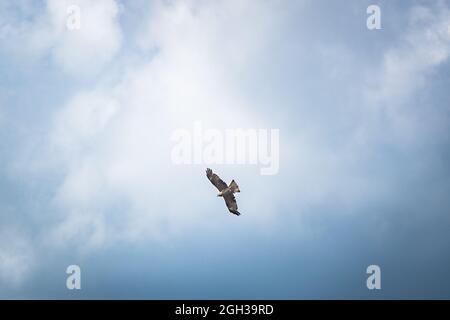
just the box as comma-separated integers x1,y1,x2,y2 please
206,168,241,216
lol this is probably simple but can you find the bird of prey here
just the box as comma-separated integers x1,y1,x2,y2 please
206,168,241,216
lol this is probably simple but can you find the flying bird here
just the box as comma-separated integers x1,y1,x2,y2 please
206,168,241,216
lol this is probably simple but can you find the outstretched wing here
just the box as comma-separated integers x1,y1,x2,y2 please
223,193,240,216
206,168,228,191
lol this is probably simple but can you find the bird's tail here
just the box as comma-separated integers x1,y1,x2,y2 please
229,180,240,193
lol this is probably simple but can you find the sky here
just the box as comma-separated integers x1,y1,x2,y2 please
1,0,450,299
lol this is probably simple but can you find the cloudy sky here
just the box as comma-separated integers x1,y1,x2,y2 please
1,0,450,299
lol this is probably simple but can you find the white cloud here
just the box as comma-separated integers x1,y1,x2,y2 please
0,230,34,287
39,1,450,250
5,0,450,267
40,0,285,249
1,0,122,77
377,6,450,101
365,4,450,144
50,0,122,76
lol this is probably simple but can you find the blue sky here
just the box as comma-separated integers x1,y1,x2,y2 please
1,0,450,299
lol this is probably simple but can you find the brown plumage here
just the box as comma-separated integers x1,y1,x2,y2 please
206,168,241,216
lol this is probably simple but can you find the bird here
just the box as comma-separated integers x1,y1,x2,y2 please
206,168,241,216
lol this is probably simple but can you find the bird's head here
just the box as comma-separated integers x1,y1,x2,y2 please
217,191,223,197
